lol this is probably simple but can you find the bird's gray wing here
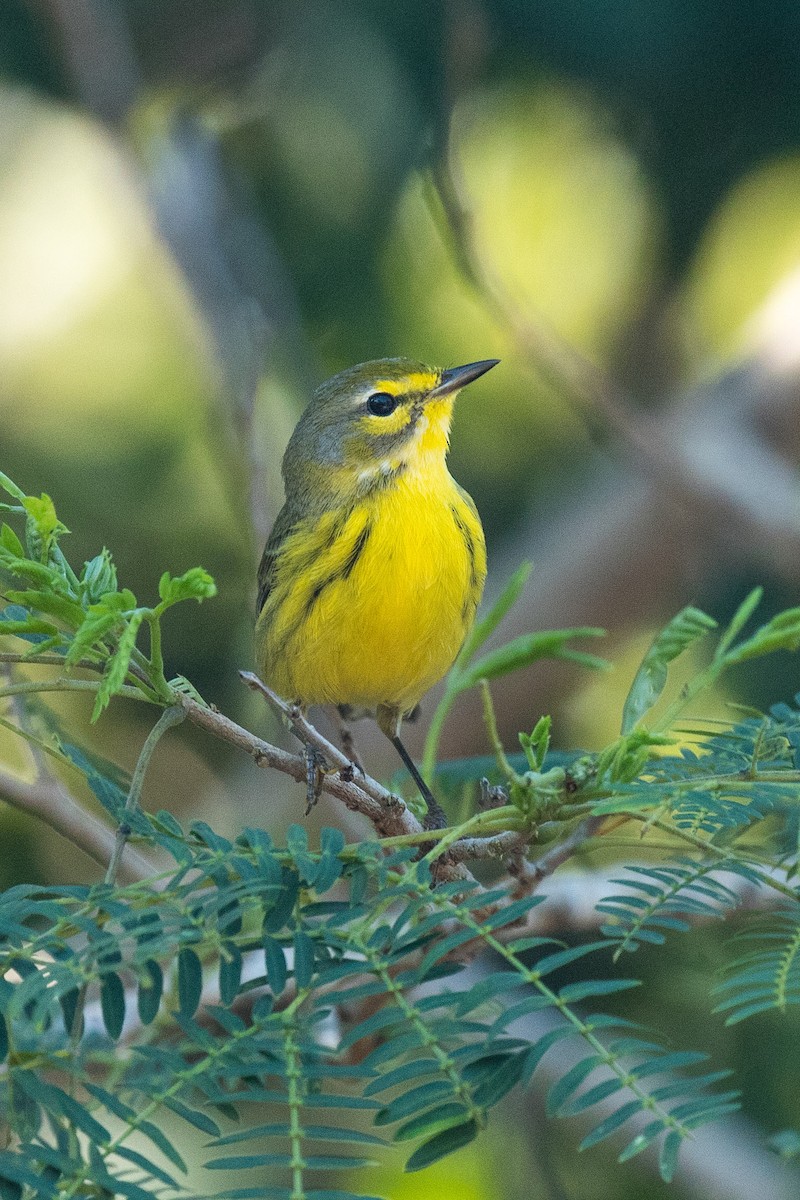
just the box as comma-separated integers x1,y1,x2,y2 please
256,502,299,615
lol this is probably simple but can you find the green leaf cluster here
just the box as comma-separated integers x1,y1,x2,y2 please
0,471,216,720
0,831,736,1198
3,469,800,1198
421,563,608,781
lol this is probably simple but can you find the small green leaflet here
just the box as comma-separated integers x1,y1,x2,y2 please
621,606,717,734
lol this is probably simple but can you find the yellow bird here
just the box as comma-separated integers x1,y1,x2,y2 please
255,357,498,823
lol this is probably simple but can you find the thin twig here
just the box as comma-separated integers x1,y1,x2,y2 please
448,829,528,861
103,706,185,887
0,649,171,700
0,678,149,703
525,816,609,893
0,653,103,669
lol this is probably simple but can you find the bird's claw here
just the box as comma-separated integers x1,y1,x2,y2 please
304,744,328,815
339,761,364,784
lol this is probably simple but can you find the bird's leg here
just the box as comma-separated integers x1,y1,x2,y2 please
389,734,449,831
283,701,330,815
303,742,326,815
333,705,365,774
378,704,448,832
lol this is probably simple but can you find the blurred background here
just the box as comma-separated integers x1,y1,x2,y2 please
2,0,800,1196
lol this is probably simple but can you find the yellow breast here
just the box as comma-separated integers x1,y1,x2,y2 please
256,466,486,716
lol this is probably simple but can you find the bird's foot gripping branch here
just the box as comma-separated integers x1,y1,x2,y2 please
2,468,800,1198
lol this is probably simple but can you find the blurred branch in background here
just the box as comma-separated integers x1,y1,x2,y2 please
473,322,800,753
145,114,305,555
424,136,800,755
433,134,800,571
41,0,140,125
42,0,309,562
0,765,155,882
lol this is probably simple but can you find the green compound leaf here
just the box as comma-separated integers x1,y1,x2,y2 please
404,1119,479,1172
712,909,800,1024
459,627,608,690
91,609,147,721
621,605,717,734
725,606,800,665
177,948,203,1017
100,971,126,1040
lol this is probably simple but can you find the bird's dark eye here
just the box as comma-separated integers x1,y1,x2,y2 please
366,392,398,417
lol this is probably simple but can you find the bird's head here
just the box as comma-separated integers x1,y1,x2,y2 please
282,357,498,497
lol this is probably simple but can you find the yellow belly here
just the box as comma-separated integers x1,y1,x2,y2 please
257,473,486,715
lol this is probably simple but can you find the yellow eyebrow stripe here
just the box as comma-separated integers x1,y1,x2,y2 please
374,371,439,396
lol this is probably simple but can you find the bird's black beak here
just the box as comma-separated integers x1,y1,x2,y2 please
430,359,499,398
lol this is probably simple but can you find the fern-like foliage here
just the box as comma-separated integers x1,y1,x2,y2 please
712,907,800,1024
5,470,800,1198
0,818,739,1197
591,703,800,839
597,858,760,958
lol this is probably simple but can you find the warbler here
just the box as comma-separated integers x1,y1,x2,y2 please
255,357,498,822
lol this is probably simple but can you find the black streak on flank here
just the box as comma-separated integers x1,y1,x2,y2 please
451,504,478,620
259,509,345,615
303,519,373,620
267,515,373,664
342,520,372,579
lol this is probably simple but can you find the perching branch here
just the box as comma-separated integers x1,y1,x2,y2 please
239,671,403,814
5,658,785,898
179,689,423,842
0,655,539,885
